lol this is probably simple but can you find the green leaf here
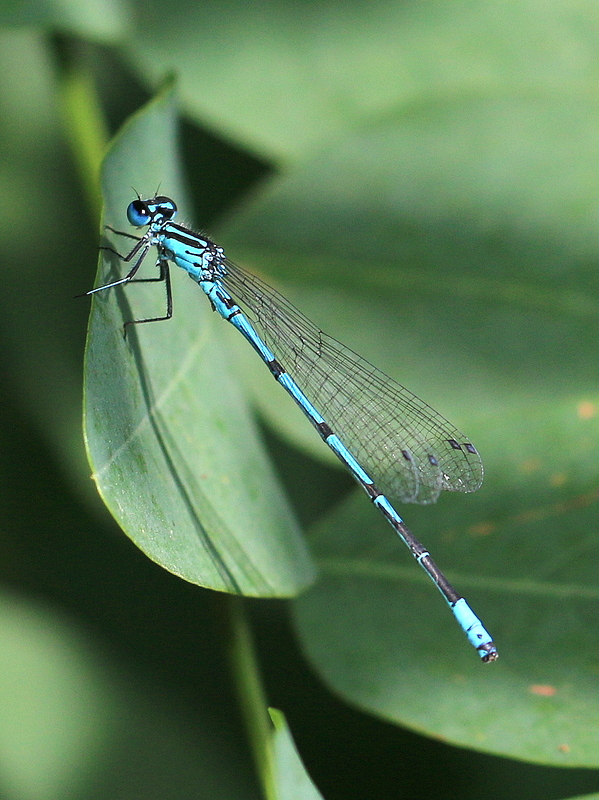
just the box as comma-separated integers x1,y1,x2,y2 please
83,83,315,597
207,79,599,763
269,708,324,800
566,795,599,800
215,95,599,477
126,0,599,161
0,589,266,800
0,591,115,800
224,597,324,800
291,397,599,766
293,497,599,766
0,0,129,39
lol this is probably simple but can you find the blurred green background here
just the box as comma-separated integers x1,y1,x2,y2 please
2,1,599,798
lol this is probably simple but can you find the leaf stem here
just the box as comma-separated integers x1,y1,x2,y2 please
51,34,109,223
224,595,277,800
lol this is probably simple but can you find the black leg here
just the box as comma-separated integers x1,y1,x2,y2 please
105,225,142,241
123,259,173,336
79,241,151,297
97,230,148,263
79,230,174,331
99,226,143,258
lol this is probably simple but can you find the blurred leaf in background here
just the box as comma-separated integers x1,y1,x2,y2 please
2,0,599,798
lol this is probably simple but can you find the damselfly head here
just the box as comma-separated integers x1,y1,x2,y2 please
127,196,178,227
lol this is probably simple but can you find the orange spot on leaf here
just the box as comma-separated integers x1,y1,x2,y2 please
468,521,496,537
529,684,557,697
520,458,541,474
578,401,597,420
549,473,567,487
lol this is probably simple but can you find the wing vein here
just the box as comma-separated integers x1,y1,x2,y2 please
222,259,483,505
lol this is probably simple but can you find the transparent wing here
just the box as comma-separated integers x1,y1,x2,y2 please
221,259,483,505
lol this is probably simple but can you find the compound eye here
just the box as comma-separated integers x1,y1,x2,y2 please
154,196,177,220
127,200,151,227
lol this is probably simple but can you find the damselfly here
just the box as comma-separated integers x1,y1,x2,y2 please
84,195,497,662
